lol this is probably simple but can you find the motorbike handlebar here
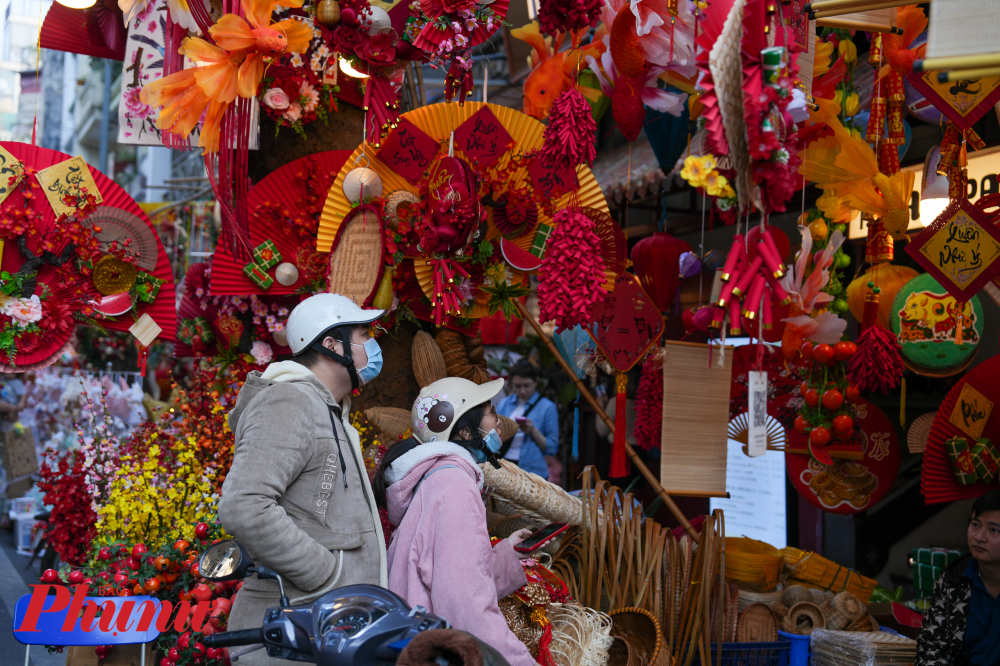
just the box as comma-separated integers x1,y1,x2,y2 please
202,628,265,648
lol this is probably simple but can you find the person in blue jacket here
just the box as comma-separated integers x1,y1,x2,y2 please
496,361,559,480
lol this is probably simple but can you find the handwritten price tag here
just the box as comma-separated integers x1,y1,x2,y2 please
453,107,512,167
0,146,25,206
376,119,440,184
35,156,103,216
527,159,578,199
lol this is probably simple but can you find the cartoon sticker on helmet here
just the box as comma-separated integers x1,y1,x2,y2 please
413,393,454,434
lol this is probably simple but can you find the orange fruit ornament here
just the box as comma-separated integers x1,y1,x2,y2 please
610,7,645,79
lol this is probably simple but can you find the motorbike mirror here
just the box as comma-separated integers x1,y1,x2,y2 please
199,540,254,582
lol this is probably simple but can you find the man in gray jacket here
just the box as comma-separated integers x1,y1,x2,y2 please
218,293,388,665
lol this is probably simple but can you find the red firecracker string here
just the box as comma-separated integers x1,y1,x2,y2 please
537,209,608,332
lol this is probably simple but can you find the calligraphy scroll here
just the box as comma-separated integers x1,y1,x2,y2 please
35,157,104,216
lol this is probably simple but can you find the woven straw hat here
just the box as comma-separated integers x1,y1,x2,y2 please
783,602,826,635
609,608,670,666
737,603,778,642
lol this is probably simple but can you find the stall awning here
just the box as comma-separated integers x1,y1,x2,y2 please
590,133,673,207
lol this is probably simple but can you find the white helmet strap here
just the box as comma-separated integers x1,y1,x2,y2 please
312,327,360,391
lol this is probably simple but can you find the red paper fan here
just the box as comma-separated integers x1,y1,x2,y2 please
921,356,1000,504
40,1,125,61
412,0,510,52
210,150,352,296
0,142,177,343
694,0,736,158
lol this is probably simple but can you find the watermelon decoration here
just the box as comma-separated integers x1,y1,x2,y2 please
92,292,134,317
501,237,542,272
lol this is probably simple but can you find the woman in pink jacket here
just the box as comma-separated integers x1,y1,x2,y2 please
374,377,537,666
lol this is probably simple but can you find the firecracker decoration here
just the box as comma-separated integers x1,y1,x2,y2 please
537,208,607,332
633,352,663,451
426,258,471,326
536,0,601,36
848,282,904,394
540,88,597,170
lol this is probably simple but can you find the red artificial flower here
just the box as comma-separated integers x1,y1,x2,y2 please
333,26,364,56
15,332,40,354
362,32,397,65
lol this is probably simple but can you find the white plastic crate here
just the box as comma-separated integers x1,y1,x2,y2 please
9,511,38,555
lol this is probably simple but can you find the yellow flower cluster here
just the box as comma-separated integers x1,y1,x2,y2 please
95,435,219,545
680,155,736,199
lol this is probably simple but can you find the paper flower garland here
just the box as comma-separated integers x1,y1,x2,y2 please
540,88,597,170
538,208,608,332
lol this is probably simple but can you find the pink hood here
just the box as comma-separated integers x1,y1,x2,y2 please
383,442,534,666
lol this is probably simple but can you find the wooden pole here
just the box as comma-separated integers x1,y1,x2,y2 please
805,0,916,13
915,53,1000,72
513,299,700,541
936,66,1000,83
814,17,902,33
811,0,913,19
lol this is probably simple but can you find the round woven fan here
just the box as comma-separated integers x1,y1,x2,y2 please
318,102,610,299
0,142,176,348
922,355,1000,505
83,206,158,272
728,412,787,454
211,150,353,296
908,412,936,454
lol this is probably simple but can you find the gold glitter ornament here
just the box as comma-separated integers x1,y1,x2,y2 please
92,255,138,295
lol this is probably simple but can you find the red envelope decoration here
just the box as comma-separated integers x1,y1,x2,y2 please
588,273,664,373
453,106,513,167
376,118,440,184
527,158,578,199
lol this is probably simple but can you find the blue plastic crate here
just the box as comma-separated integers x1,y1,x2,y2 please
778,630,810,666
687,640,791,666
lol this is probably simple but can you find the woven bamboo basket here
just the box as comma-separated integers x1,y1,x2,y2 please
412,330,448,388
783,602,826,636
466,335,486,364
725,538,782,591
780,547,879,602
770,602,789,622
609,608,671,666
365,406,412,443
737,585,784,611
783,585,830,607
481,459,585,525
327,208,384,307
831,591,866,622
736,603,778,642
486,512,539,539
497,414,518,442
820,602,850,631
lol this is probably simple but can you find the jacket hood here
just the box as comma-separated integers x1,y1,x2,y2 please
384,442,483,526
228,360,345,433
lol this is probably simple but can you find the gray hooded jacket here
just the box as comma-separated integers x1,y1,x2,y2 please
218,361,387,665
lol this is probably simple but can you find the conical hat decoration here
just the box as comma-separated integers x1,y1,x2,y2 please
318,102,611,317
890,273,983,377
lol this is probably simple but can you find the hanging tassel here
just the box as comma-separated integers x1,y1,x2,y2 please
955,305,964,345
136,340,148,376
900,377,907,427
610,372,630,478
848,285,904,393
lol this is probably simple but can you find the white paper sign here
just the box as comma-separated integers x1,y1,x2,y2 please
710,432,787,548
748,371,768,458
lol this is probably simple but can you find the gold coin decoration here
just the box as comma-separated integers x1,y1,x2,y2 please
92,255,138,295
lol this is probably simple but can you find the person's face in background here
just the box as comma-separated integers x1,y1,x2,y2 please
511,374,537,403
968,509,1000,565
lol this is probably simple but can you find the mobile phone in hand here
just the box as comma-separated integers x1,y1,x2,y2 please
513,523,570,553
515,416,527,424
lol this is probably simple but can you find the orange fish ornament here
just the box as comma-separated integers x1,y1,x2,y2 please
511,21,604,119
140,0,312,153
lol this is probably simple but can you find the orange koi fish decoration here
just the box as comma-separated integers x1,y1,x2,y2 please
511,21,604,119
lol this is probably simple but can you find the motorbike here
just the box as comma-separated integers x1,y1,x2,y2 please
198,540,453,664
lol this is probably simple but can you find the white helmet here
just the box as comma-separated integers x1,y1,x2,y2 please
286,293,385,355
411,377,505,444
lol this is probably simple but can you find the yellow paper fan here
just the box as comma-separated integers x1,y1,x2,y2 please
728,412,787,454
318,101,609,258
412,258,527,319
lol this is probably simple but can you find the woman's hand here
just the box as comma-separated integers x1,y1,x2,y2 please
518,418,534,433
506,528,534,549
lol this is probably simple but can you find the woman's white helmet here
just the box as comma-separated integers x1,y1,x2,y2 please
411,376,505,444
286,293,385,355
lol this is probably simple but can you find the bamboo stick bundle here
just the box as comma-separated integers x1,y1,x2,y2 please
781,547,879,602
725,537,783,591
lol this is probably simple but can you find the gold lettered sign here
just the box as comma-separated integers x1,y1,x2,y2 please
0,146,25,206
35,156,103,216
907,71,1000,131
949,383,994,441
907,197,1000,302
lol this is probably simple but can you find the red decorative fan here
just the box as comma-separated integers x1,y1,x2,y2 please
922,356,1000,504
0,143,176,365
210,150,353,296
40,0,126,61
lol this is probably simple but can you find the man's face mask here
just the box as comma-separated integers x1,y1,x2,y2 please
351,338,383,384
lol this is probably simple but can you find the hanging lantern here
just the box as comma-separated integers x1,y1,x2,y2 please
630,232,692,313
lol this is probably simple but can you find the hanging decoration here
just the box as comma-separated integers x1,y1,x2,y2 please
538,209,608,332
539,88,598,171
587,274,664,477
848,281,904,394
787,398,900,515
630,232,691,313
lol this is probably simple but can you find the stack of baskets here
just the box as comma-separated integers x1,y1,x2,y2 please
482,459,586,525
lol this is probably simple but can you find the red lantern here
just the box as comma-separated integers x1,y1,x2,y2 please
630,232,692,312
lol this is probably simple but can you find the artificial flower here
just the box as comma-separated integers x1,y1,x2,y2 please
680,155,708,187
333,26,363,55
250,340,274,365
6,295,42,327
838,39,857,65
704,171,731,198
844,92,859,117
300,82,319,113
363,32,397,64
283,102,303,123
780,226,845,313
262,87,290,110
813,37,834,79
600,0,697,70
586,36,688,115
782,312,848,346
